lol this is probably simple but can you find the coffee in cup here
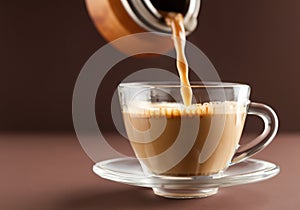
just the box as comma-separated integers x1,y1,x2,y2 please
123,101,246,176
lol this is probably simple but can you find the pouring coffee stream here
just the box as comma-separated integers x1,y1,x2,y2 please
165,13,192,106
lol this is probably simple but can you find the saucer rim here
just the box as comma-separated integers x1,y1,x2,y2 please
93,157,280,189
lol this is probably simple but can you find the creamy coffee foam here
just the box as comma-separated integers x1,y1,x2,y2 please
125,101,246,117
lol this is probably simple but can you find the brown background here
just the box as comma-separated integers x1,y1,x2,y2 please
0,0,299,133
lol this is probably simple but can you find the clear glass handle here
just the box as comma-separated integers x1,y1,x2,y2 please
232,102,279,164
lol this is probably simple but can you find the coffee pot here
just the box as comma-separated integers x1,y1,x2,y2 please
86,0,201,53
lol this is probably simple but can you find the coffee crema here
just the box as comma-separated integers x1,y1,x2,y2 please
123,102,247,176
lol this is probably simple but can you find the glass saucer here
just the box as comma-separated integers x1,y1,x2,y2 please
93,157,279,199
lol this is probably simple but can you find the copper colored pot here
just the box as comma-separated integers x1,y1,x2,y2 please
86,0,201,54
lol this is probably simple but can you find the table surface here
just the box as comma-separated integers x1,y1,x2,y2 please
0,133,299,210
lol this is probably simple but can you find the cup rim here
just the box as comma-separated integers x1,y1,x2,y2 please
118,81,250,88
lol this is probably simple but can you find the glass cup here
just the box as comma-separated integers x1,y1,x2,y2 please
118,82,278,198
